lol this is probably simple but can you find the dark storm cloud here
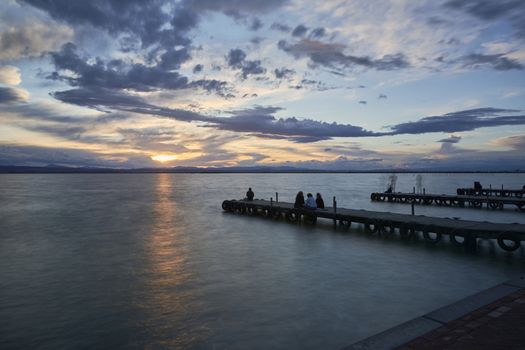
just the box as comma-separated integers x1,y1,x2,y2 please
0,87,27,104
226,48,266,79
291,24,308,37
445,0,525,37
270,23,291,32
389,108,525,134
278,39,410,71
458,53,523,70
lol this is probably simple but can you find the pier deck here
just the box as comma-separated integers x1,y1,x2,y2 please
370,192,525,211
457,187,524,197
221,199,525,252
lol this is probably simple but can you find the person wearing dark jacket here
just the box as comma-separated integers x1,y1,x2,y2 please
294,191,305,208
246,188,254,201
316,193,325,209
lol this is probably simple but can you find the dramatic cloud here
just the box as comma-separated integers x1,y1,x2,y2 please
193,64,204,73
0,87,29,104
48,43,229,96
0,66,21,85
445,0,525,37
459,53,523,70
270,22,290,32
21,0,187,48
291,24,308,37
274,68,295,79
438,135,461,143
491,135,525,151
226,48,266,79
0,144,155,168
389,108,525,134
309,27,326,39
278,39,410,71
206,106,382,140
0,19,73,60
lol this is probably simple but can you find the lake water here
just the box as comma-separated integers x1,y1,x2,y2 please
1,173,524,349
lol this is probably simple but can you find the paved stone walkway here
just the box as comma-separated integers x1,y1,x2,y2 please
395,288,525,350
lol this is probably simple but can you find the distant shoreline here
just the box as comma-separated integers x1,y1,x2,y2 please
0,166,523,174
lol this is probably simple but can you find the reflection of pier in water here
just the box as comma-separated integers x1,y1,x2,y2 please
222,199,525,253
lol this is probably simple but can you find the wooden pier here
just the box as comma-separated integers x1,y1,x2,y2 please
370,192,525,211
456,187,524,197
221,199,525,252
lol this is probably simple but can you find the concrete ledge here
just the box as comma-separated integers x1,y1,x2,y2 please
504,275,525,288
425,284,520,324
342,276,524,350
342,317,441,350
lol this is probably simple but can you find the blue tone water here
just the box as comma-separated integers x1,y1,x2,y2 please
1,173,524,349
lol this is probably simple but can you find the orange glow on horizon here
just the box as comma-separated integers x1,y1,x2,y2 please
152,154,178,162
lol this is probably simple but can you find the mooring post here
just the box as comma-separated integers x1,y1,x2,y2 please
411,200,415,215
270,197,273,208
423,188,426,195
413,186,415,194
464,233,477,253
276,192,278,203
333,196,337,229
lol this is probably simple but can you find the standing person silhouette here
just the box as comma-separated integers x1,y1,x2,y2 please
294,191,305,208
316,193,325,209
246,188,254,201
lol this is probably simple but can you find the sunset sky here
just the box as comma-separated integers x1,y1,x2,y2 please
1,0,524,170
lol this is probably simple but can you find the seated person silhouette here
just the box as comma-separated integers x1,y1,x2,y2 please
294,191,305,208
305,193,317,209
316,193,325,209
246,188,254,201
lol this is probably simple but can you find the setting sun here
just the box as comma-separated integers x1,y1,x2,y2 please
151,154,177,163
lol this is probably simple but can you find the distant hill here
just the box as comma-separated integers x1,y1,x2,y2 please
0,165,522,174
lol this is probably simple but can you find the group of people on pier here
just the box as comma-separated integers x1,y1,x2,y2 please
294,191,324,210
245,188,325,210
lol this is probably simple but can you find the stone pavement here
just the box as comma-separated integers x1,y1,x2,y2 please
344,276,525,350
395,288,525,350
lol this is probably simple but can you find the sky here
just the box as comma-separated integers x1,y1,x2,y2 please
0,0,524,170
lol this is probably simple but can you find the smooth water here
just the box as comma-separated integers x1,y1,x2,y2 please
1,173,524,349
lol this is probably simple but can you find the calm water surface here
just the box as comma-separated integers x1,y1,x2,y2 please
1,173,524,349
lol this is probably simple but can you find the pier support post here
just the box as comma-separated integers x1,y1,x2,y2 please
270,197,273,208
276,192,278,203
411,200,415,216
464,233,477,253
333,196,337,229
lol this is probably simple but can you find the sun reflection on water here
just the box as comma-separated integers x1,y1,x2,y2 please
141,174,208,348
